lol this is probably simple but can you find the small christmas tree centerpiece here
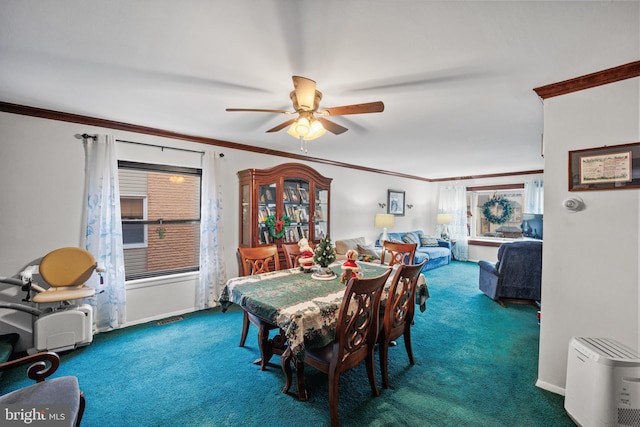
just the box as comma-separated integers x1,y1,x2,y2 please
312,235,337,279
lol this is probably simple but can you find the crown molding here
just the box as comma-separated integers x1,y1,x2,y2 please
0,101,541,183
533,60,640,100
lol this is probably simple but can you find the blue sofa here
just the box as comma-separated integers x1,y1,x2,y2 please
478,240,542,304
375,230,452,272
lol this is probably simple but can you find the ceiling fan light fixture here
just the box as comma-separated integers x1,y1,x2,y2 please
307,119,326,140
286,120,307,138
227,75,383,144
287,117,326,141
295,117,310,136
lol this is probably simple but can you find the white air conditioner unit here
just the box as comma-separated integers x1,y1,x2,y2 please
565,337,640,427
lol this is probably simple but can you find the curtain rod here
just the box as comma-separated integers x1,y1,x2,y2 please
80,133,205,155
117,138,204,155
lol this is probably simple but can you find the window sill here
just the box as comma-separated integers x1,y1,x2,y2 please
126,271,199,288
469,237,542,247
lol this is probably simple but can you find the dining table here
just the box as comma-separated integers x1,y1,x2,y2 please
219,260,429,399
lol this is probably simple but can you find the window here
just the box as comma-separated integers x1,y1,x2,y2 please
121,196,147,247
118,161,202,280
467,186,525,240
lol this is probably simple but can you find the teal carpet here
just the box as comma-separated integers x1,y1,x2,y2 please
0,261,573,426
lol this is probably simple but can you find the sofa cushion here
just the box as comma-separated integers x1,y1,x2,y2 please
416,246,450,259
378,232,404,245
402,232,421,246
413,252,429,264
418,234,440,247
387,234,404,243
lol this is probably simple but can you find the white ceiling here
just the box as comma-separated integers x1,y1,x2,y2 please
1,1,638,179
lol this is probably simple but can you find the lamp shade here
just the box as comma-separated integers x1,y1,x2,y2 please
374,213,395,228
437,213,453,225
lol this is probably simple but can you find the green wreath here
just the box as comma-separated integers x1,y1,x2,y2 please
482,195,513,224
265,215,291,239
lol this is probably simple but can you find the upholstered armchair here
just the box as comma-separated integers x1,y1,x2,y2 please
478,240,542,305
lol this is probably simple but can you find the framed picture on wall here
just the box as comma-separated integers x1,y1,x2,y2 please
387,189,405,216
569,142,640,191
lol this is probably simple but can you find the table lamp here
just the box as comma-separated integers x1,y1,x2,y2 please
374,213,395,243
437,213,453,240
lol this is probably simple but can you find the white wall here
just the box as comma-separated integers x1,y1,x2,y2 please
0,111,434,327
537,77,640,394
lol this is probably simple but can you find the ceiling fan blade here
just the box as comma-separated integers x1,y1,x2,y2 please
317,117,348,135
292,76,317,110
318,101,384,116
266,118,297,133
226,108,292,114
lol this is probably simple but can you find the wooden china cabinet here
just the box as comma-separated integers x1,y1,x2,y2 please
238,163,332,257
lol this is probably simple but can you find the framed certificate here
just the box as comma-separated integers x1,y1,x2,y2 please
569,142,640,191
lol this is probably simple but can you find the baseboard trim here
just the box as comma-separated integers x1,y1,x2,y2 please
535,378,566,396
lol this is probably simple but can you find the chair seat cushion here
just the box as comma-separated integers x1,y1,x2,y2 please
304,343,334,368
33,286,95,303
246,311,278,330
0,376,81,427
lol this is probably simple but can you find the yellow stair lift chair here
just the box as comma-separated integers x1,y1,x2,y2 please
28,247,101,353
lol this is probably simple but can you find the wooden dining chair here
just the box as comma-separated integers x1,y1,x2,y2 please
281,241,314,269
378,259,426,389
282,269,392,427
380,241,417,266
237,245,281,370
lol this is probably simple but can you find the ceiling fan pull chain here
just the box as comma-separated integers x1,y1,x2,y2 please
299,136,308,154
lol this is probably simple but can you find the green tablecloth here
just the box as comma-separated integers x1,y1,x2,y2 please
219,261,429,359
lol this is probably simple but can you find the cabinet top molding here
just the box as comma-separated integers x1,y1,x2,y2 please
238,162,332,186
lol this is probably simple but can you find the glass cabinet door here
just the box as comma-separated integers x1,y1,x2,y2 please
314,187,329,240
283,179,310,243
241,184,250,246
258,183,277,245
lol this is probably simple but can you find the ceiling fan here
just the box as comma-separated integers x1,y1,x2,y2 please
226,76,384,149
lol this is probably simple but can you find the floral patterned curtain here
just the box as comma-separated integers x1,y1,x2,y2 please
438,184,469,261
524,179,544,214
197,151,227,308
83,135,126,331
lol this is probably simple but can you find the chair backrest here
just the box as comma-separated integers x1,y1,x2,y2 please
496,240,543,299
237,246,280,276
38,247,98,287
281,242,314,269
334,269,392,366
380,241,417,266
382,260,426,338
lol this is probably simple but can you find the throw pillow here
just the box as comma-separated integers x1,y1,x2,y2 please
357,244,381,261
386,235,403,243
335,237,366,255
419,234,439,247
402,232,421,246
